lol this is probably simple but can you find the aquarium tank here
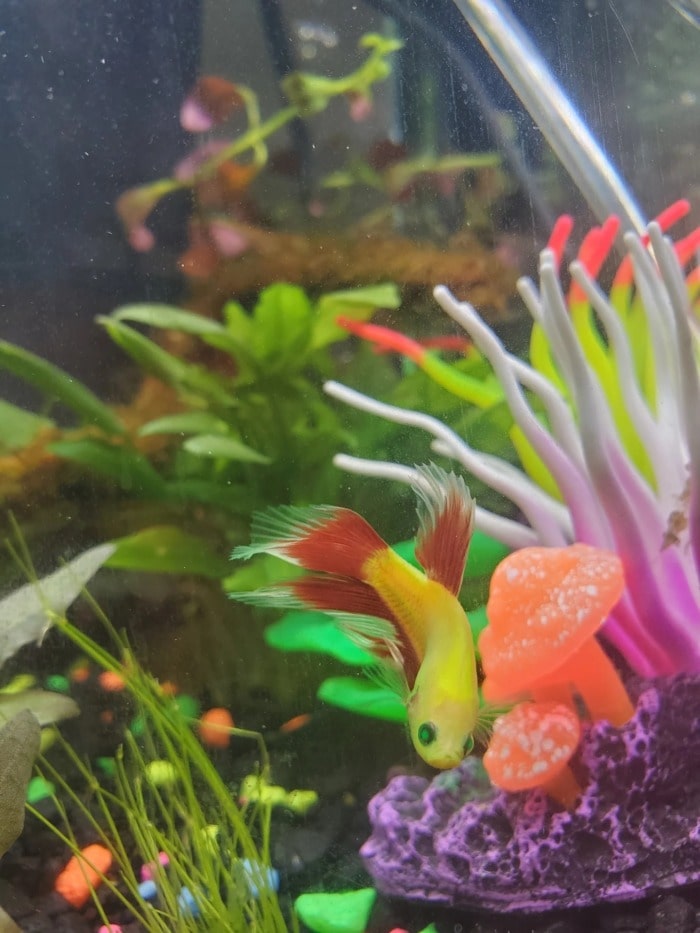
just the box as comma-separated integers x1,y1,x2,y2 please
1,0,699,930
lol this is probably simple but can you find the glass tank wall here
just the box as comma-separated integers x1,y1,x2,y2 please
0,1,698,931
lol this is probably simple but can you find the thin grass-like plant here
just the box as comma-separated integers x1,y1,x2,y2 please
23,594,291,932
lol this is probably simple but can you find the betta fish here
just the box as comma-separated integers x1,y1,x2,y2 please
231,464,489,769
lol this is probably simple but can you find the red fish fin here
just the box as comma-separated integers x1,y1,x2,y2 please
413,463,475,595
291,574,395,620
230,576,420,685
232,504,387,578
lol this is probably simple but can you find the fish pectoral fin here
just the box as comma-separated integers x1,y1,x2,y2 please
472,700,513,749
412,463,475,596
364,661,409,702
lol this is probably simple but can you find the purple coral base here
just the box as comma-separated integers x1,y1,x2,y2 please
362,674,700,913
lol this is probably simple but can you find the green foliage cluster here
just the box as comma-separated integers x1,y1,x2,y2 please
30,605,290,932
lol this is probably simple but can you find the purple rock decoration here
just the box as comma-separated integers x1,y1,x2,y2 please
362,675,700,912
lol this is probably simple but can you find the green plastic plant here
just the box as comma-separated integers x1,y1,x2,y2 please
81,282,401,514
116,33,402,250
28,605,291,932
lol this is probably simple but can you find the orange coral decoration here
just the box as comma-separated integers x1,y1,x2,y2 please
480,544,634,727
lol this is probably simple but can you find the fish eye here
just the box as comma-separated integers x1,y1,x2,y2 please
417,721,437,746
463,734,475,755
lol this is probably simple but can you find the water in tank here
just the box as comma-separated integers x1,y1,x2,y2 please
0,0,699,930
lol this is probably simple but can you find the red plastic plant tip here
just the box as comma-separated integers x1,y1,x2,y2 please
54,843,113,909
654,198,691,232
279,713,312,734
546,214,574,268
483,700,581,806
198,707,235,748
569,216,620,305
180,76,244,132
337,317,427,365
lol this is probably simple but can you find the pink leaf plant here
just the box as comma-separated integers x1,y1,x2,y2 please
325,202,700,678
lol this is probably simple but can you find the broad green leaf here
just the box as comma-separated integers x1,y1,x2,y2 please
391,533,509,580
139,412,230,437
111,304,240,355
0,542,115,667
112,303,226,335
0,710,40,859
224,555,304,593
264,611,373,665
295,888,377,933
49,438,167,497
98,318,236,407
0,340,124,435
317,676,406,722
162,478,250,511
182,434,271,463
107,525,230,578
0,400,54,454
313,283,401,349
0,690,79,728
250,284,313,372
469,605,489,656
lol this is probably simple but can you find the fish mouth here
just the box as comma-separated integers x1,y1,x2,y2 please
427,752,464,770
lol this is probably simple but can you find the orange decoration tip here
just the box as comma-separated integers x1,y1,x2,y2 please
98,670,127,692
198,707,235,748
279,712,312,734
69,664,91,684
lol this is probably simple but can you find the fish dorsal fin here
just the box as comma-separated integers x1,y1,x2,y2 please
232,504,386,578
413,464,475,596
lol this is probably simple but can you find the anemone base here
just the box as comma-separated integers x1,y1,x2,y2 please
362,674,700,912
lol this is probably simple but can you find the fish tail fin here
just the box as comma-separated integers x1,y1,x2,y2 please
231,504,388,578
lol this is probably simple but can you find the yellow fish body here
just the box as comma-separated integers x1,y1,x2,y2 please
232,464,481,769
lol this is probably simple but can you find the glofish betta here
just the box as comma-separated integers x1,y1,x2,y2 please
231,464,488,769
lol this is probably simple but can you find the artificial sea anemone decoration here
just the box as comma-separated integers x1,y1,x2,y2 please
326,201,700,678
324,203,700,910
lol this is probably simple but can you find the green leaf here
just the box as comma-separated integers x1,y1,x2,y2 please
465,531,511,579
111,304,240,355
0,542,115,668
317,676,406,722
49,438,167,497
224,554,304,593
107,526,230,578
0,690,79,728
0,710,41,859
264,612,373,665
0,340,124,434
0,400,54,454
250,284,313,372
469,605,489,656
112,303,226,335
139,412,230,437
391,533,509,580
98,318,236,407
313,283,400,349
182,434,271,463
295,888,377,933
